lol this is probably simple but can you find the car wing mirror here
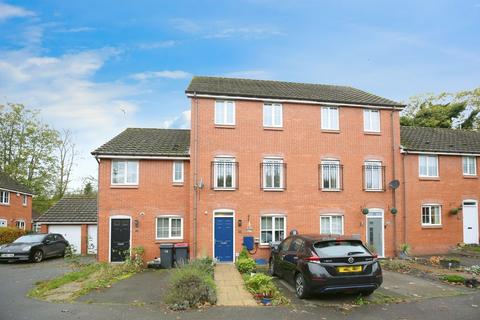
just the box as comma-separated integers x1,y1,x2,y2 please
44,239,51,244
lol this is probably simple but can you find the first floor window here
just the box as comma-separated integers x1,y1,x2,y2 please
15,220,25,230
463,156,477,176
112,160,139,185
364,109,380,132
262,158,284,189
321,106,339,130
364,161,383,190
260,216,286,244
215,100,235,125
419,155,438,177
156,216,183,239
32,223,41,232
0,191,9,204
22,194,27,206
320,215,344,235
263,103,283,127
173,161,184,183
422,205,441,226
213,157,236,189
321,160,341,190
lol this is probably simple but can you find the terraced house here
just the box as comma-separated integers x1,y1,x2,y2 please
0,171,33,230
92,76,480,263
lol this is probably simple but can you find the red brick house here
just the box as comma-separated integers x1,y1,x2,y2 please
0,171,33,230
92,76,479,263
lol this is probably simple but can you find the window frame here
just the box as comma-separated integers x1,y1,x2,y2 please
364,160,384,191
213,157,237,190
463,156,477,176
363,109,381,133
15,220,25,230
214,100,235,126
0,190,10,205
421,204,442,226
260,215,286,245
0,218,7,227
22,194,27,206
262,157,285,190
419,155,439,178
111,160,139,185
263,103,283,128
172,161,184,184
155,216,184,240
320,214,344,235
321,159,341,191
321,106,339,130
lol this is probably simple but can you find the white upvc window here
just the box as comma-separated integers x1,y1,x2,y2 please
320,215,344,235
463,156,477,176
321,106,339,130
262,158,284,190
419,155,439,177
260,215,286,245
15,220,25,230
111,160,139,185
263,103,283,127
363,109,381,132
22,194,27,206
213,157,236,189
321,160,341,190
215,100,235,125
0,190,9,205
0,219,7,227
156,216,183,239
364,160,383,190
173,161,184,183
421,205,441,226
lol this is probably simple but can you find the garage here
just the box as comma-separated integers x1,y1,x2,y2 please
48,225,82,254
35,197,97,256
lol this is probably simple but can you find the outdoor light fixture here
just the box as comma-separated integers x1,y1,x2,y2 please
134,219,139,228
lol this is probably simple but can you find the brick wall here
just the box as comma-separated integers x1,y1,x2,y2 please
0,191,32,231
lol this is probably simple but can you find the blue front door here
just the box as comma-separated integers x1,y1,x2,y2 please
214,217,234,262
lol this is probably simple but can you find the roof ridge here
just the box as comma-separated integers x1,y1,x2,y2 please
401,126,480,134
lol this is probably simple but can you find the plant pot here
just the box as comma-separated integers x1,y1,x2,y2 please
440,260,460,269
398,251,409,260
261,297,272,306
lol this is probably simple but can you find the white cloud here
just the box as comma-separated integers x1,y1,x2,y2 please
137,40,178,50
160,110,191,129
57,26,95,33
130,70,191,81
0,2,35,21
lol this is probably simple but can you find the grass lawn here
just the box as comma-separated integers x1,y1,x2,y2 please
28,262,141,301
462,245,480,254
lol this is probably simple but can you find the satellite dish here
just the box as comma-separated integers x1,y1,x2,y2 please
389,180,400,189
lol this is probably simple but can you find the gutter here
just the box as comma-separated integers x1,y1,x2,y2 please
390,109,398,257
193,92,199,258
401,150,408,245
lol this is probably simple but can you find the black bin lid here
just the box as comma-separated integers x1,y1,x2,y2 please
160,243,174,248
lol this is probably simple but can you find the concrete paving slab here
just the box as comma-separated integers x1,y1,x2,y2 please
214,264,257,306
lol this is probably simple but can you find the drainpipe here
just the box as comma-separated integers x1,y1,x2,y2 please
390,109,397,257
193,92,199,259
402,150,408,245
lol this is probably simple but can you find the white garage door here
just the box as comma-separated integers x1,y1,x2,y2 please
87,225,98,254
49,225,82,254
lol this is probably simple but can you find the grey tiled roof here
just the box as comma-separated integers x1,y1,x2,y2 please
0,171,33,195
36,197,97,223
92,128,190,157
186,76,404,107
400,126,480,154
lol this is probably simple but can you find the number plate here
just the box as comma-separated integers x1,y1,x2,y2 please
337,265,362,273
1,253,14,258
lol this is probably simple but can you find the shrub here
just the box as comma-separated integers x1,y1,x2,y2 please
465,265,480,275
440,257,460,263
244,273,289,305
441,275,465,283
238,246,249,260
399,243,410,254
165,259,216,310
380,259,411,272
236,257,256,274
125,246,145,272
0,227,26,244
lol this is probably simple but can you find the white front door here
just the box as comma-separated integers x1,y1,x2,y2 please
366,210,385,257
87,225,98,254
463,201,479,244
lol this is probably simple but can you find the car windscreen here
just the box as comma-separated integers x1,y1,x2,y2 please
313,241,370,257
13,235,46,243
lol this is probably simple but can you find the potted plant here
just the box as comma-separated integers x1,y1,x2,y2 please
260,290,273,306
439,257,461,269
398,243,410,259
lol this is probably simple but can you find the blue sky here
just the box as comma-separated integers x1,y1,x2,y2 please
0,0,479,188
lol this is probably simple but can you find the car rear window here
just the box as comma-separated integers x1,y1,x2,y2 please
313,241,370,257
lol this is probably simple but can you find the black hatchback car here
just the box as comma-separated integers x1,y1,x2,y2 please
0,233,69,263
269,234,382,298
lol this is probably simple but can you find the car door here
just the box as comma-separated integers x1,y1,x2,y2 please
52,234,66,255
43,235,56,257
274,237,293,278
282,237,304,283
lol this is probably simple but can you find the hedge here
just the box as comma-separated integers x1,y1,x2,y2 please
0,227,27,244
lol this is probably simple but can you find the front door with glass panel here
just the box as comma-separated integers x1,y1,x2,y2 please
463,201,479,244
366,211,384,257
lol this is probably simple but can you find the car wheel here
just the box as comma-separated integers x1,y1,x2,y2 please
268,259,277,276
361,290,375,296
295,273,309,299
32,250,44,263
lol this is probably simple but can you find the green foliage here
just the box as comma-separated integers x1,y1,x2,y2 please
124,246,145,272
399,243,411,254
0,227,27,244
165,258,217,310
465,265,480,275
187,257,214,276
440,275,465,283
380,259,411,272
236,257,256,274
243,273,289,305
440,257,460,263
63,244,80,265
238,246,249,260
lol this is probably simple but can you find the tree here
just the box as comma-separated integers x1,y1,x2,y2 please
55,129,76,198
83,182,93,196
401,88,480,130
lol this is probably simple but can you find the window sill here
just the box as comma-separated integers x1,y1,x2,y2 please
463,175,478,179
263,126,284,131
262,189,285,192
421,225,442,229
364,131,381,135
110,185,139,189
213,188,237,191
215,124,235,129
172,182,184,186
418,177,440,181
0,203,10,206
321,189,342,192
321,129,340,134
258,244,271,249
155,239,184,243
364,189,385,192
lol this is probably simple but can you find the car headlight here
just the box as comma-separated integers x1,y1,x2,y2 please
0,244,6,250
22,246,32,252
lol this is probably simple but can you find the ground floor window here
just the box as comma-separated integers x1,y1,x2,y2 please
32,223,41,232
260,215,286,245
0,219,7,227
320,215,344,235
15,220,25,230
156,216,183,239
422,205,441,226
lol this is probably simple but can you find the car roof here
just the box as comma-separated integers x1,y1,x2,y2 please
294,234,363,242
